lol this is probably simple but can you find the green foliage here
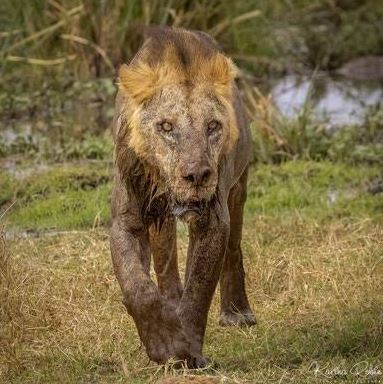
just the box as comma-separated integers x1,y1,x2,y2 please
9,185,111,230
250,110,331,163
3,164,111,230
49,135,114,161
0,134,113,161
0,78,115,161
299,0,383,69
246,160,382,222
0,173,17,207
328,107,383,164
1,0,383,80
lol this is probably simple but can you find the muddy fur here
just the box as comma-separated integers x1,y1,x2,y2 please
110,26,255,367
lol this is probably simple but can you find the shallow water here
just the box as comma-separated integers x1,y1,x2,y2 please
271,74,383,127
0,78,115,148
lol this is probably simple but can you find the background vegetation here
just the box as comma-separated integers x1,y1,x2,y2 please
1,1,383,383
1,0,383,81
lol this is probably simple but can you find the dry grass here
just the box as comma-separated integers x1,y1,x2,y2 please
1,216,382,383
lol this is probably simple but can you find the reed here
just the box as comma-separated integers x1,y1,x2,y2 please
1,0,382,79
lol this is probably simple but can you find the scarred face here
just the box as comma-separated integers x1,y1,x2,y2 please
117,36,238,215
138,84,232,207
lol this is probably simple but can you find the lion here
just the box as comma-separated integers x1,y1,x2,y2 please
110,26,255,368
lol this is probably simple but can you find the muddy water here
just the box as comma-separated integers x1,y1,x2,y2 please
271,74,383,127
0,78,115,148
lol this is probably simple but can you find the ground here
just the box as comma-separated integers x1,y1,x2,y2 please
1,160,382,383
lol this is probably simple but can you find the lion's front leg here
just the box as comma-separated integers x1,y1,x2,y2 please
111,180,202,367
111,219,194,365
220,168,256,327
149,216,183,306
178,205,230,356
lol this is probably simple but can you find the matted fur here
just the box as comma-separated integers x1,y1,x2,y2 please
110,27,255,367
117,27,239,160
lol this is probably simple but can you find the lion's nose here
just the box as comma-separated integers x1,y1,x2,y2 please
182,164,212,186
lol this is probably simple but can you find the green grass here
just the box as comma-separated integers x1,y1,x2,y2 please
244,85,383,166
10,185,111,229
2,160,382,230
2,163,112,230
246,160,383,221
0,173,17,207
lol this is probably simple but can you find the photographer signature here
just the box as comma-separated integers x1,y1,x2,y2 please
309,361,382,379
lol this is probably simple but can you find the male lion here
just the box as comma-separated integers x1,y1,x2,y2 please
110,26,255,367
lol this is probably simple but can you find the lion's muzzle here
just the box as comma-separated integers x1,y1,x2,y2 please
181,161,212,188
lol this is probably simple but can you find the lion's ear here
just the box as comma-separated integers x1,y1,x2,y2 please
118,63,158,104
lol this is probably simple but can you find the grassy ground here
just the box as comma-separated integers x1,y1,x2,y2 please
1,160,382,230
1,160,382,383
1,162,112,230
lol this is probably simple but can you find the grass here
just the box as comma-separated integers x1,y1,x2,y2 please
0,172,16,206
247,160,383,221
1,205,382,383
242,83,383,165
2,163,112,230
2,159,382,230
1,160,382,383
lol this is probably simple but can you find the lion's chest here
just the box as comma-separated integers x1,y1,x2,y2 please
144,195,171,227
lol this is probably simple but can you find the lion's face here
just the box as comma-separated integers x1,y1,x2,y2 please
139,84,231,205
117,28,238,210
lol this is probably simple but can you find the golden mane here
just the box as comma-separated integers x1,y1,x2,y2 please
118,27,237,103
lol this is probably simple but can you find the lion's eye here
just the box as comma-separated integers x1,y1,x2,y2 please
207,120,221,136
157,121,173,133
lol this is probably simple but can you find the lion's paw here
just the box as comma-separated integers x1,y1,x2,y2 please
219,310,256,327
136,300,206,368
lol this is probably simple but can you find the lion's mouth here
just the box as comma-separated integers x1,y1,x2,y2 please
169,183,216,220
171,200,208,219
172,202,202,217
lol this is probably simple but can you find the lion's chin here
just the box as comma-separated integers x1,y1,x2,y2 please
171,201,205,223
170,195,211,222
172,201,204,216
169,185,216,221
